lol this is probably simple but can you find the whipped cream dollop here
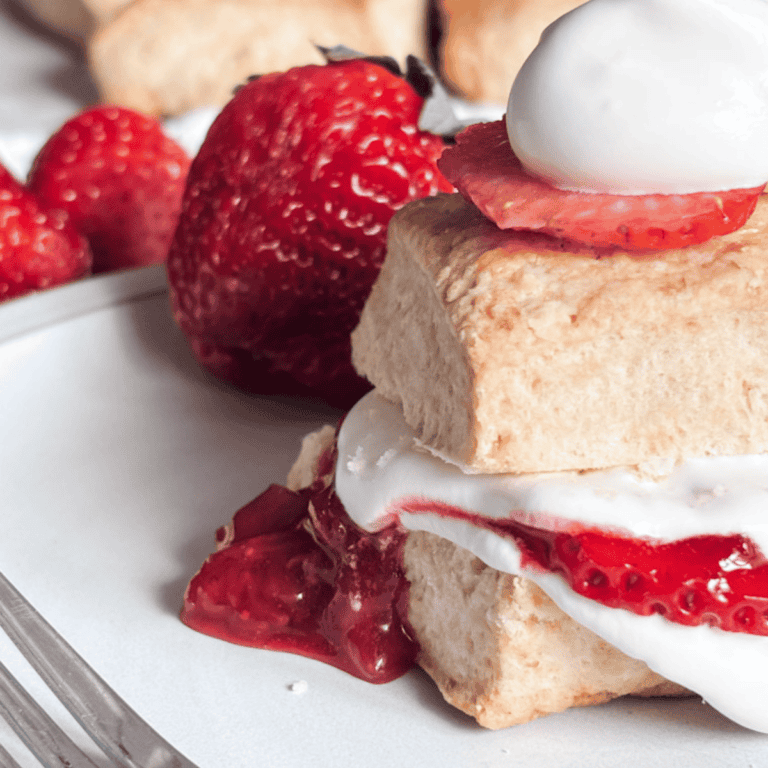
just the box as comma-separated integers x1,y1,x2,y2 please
335,391,768,733
506,0,768,194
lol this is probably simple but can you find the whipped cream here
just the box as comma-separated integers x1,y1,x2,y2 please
335,390,768,733
506,0,768,195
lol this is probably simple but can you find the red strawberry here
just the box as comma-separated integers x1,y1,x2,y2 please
439,120,764,251
0,163,90,301
166,54,452,409
28,106,191,274
489,515,768,636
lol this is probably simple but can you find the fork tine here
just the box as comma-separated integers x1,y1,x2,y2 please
0,658,101,768
0,742,29,768
0,571,199,768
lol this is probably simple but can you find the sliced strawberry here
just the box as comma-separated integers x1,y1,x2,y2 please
402,499,768,636
438,120,764,251
28,106,190,274
549,529,768,634
167,56,452,409
0,163,91,301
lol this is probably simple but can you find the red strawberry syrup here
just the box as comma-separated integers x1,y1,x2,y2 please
182,440,768,685
182,446,417,683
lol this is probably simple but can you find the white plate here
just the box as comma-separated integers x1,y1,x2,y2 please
0,268,766,768
0,6,765,766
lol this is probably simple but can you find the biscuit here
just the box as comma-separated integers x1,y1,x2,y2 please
14,0,130,38
435,0,586,104
352,192,768,473
404,530,686,728
87,0,430,116
287,424,687,728
19,0,591,113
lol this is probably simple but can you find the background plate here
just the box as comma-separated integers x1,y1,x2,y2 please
0,4,766,766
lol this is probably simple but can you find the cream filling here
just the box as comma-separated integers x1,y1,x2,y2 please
335,390,768,733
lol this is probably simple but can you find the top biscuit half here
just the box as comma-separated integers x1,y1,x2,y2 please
351,192,768,474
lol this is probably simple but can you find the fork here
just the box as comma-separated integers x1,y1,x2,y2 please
0,570,199,768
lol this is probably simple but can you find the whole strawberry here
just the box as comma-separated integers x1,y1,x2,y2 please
28,106,190,274
166,54,452,408
0,163,91,301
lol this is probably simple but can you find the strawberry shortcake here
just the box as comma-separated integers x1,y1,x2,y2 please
182,0,768,732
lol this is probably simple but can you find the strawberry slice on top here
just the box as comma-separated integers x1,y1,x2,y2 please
438,120,765,251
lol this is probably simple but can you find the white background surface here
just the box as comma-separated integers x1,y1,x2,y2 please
0,3,766,766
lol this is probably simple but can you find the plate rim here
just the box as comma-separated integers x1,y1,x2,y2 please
0,264,168,345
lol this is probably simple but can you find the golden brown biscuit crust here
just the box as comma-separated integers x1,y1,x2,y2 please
88,0,429,116
352,192,768,473
404,531,687,729
435,0,586,104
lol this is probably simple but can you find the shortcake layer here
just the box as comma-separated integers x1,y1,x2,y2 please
286,419,688,729
352,192,768,473
330,389,768,731
405,532,686,729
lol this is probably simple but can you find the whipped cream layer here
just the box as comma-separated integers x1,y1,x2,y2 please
506,0,768,194
335,391,768,733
